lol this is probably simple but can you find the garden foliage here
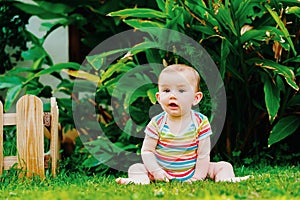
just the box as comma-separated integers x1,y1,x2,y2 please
0,0,299,173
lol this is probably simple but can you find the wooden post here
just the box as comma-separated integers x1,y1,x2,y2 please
16,95,45,178
50,97,60,177
0,101,3,175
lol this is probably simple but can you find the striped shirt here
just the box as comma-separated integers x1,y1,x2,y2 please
145,110,212,181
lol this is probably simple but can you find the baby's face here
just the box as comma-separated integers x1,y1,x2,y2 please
156,70,201,119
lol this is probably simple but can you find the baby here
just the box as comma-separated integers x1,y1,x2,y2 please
116,64,250,184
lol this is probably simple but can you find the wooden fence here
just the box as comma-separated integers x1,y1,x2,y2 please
0,95,60,178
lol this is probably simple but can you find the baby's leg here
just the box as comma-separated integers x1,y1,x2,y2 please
116,163,151,185
208,161,250,182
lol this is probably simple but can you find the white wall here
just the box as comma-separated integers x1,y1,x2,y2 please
27,16,69,64
22,0,69,64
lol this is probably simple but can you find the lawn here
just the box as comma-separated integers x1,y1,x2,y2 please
0,165,299,200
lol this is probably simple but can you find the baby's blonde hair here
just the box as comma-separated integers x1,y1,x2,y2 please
159,64,200,92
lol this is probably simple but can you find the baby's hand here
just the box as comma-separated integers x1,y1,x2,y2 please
184,176,202,184
152,169,173,182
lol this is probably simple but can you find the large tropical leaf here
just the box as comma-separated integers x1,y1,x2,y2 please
268,116,300,146
108,8,166,19
262,76,281,123
252,59,299,91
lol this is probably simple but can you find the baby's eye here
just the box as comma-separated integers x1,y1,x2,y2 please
179,89,185,93
163,89,170,93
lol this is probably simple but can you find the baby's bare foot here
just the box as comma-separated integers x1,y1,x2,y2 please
115,177,150,185
217,175,252,183
116,178,133,185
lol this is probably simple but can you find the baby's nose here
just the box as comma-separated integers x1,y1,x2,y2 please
169,92,176,98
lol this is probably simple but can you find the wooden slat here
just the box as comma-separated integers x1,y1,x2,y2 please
3,155,52,170
3,113,53,126
16,95,45,178
3,156,18,170
3,113,17,125
50,97,60,177
0,101,3,174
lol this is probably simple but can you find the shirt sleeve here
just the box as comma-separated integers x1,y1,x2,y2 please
144,117,160,140
197,116,213,141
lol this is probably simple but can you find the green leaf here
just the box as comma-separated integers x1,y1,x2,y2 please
86,49,130,70
287,94,300,107
36,62,80,76
130,41,160,55
123,120,133,137
283,55,300,63
83,156,105,168
220,38,230,79
128,87,148,105
4,85,23,112
100,63,133,83
0,76,24,89
254,59,299,91
87,41,159,71
286,6,300,18
263,77,280,123
268,116,300,146
192,25,216,36
147,88,158,104
166,7,185,30
104,75,121,96
216,4,237,36
22,62,80,86
156,0,166,12
25,86,44,96
32,57,45,70
23,30,42,46
123,19,164,29
241,29,269,44
114,142,138,151
64,70,100,84
35,1,74,14
241,26,287,45
108,8,166,18
234,1,265,26
7,67,37,75
22,46,46,61
12,2,65,19
265,4,297,56
166,0,175,17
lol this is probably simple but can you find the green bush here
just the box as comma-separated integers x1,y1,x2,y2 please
108,0,300,160
0,0,299,174
0,1,30,74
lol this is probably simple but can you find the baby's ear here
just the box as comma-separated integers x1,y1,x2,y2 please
193,92,203,106
155,92,160,102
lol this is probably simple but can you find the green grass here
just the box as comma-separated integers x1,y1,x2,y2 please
0,165,299,200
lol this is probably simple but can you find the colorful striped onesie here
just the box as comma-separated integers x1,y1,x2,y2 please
145,110,212,181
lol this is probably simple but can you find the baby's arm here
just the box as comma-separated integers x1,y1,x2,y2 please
141,135,173,182
189,137,211,182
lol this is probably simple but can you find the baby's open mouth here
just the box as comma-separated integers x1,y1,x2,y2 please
169,103,178,108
